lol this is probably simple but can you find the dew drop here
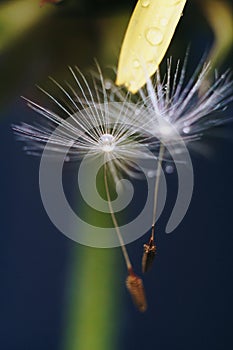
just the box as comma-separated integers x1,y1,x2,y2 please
99,134,115,152
160,17,169,26
147,60,156,71
129,80,137,91
165,164,174,174
146,27,163,46
147,170,157,178
141,0,150,8
133,59,140,68
174,148,183,155
104,80,112,90
183,126,190,134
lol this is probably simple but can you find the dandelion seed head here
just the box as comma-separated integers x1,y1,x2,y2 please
12,65,154,184
138,56,233,153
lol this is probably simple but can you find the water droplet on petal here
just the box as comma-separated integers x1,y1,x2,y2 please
141,0,150,8
146,27,163,46
146,60,156,71
133,59,140,68
160,17,169,26
129,80,137,91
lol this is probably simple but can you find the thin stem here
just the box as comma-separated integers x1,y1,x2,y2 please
151,143,165,241
104,162,132,272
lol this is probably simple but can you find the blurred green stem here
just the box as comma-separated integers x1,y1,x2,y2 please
64,245,120,350
63,171,121,350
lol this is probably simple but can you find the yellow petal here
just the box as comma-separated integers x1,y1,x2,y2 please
116,0,187,93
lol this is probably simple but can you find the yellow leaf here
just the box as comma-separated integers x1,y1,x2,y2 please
116,0,187,93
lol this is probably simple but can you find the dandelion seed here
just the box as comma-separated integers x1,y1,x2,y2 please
140,55,232,272
13,65,149,312
139,56,233,149
13,66,151,184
